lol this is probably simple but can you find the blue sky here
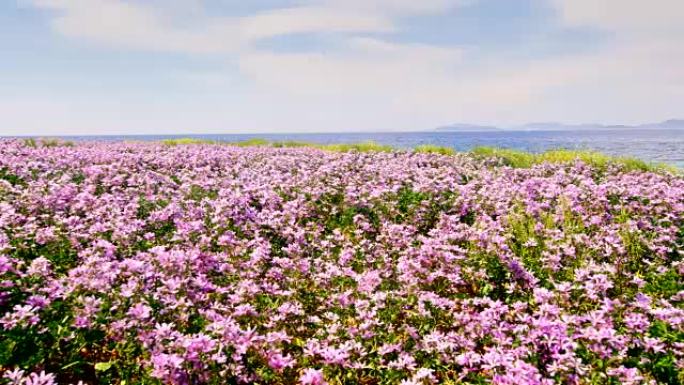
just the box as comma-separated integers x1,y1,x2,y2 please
1,0,683,135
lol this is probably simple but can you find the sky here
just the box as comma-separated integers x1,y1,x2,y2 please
1,0,683,135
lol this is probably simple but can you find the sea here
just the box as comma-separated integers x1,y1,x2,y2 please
25,129,684,168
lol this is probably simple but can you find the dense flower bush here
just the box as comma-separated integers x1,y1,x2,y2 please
0,140,682,385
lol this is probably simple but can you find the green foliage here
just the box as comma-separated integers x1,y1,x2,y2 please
94,361,114,372
154,139,679,173
40,138,75,147
645,268,684,299
319,141,394,153
470,146,536,168
0,167,26,186
396,187,428,217
71,172,86,184
160,138,395,153
270,140,329,150
506,211,551,284
11,237,79,274
641,321,684,384
470,146,674,173
21,137,74,148
413,144,455,155
229,138,270,147
186,184,218,201
271,140,313,148
136,196,159,219
161,138,217,146
23,137,37,148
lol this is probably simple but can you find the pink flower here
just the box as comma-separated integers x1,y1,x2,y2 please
20,371,56,385
267,352,295,372
299,368,326,385
127,303,152,320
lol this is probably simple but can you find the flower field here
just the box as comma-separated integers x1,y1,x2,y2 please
0,140,683,385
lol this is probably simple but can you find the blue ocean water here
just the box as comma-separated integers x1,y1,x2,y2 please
48,129,684,167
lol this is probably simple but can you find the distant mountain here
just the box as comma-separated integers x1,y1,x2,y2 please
518,119,684,131
434,119,684,131
435,123,500,132
637,119,684,129
517,122,622,131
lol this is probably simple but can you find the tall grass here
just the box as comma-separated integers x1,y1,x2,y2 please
319,141,394,152
230,138,270,147
470,146,674,173
271,140,312,148
162,138,393,152
22,138,74,148
272,140,394,152
414,144,456,155
156,138,676,173
161,138,217,146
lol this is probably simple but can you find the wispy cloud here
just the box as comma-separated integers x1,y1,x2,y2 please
239,7,394,40
5,0,684,134
553,0,684,36
24,0,471,53
24,0,242,53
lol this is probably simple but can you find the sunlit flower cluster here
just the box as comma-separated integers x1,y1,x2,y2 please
0,140,682,384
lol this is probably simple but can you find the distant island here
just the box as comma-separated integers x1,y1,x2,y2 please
435,119,684,132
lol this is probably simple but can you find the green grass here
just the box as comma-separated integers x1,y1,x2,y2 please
22,138,74,148
470,146,675,173
319,141,394,153
261,140,446,154
271,140,312,148
154,138,677,173
161,137,393,152
414,144,456,155
161,138,217,146
163,138,270,147
275,140,393,152
229,138,270,147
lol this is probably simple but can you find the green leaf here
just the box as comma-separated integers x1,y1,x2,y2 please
94,361,113,372
61,361,83,371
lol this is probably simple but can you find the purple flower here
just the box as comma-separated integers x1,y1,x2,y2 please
299,368,326,385
1,140,683,384
127,303,152,320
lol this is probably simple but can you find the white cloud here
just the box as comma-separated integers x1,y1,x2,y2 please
240,7,394,39
553,0,684,37
25,0,243,53
237,36,594,128
546,0,684,124
240,38,463,95
10,0,684,134
318,0,473,16
24,0,472,53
